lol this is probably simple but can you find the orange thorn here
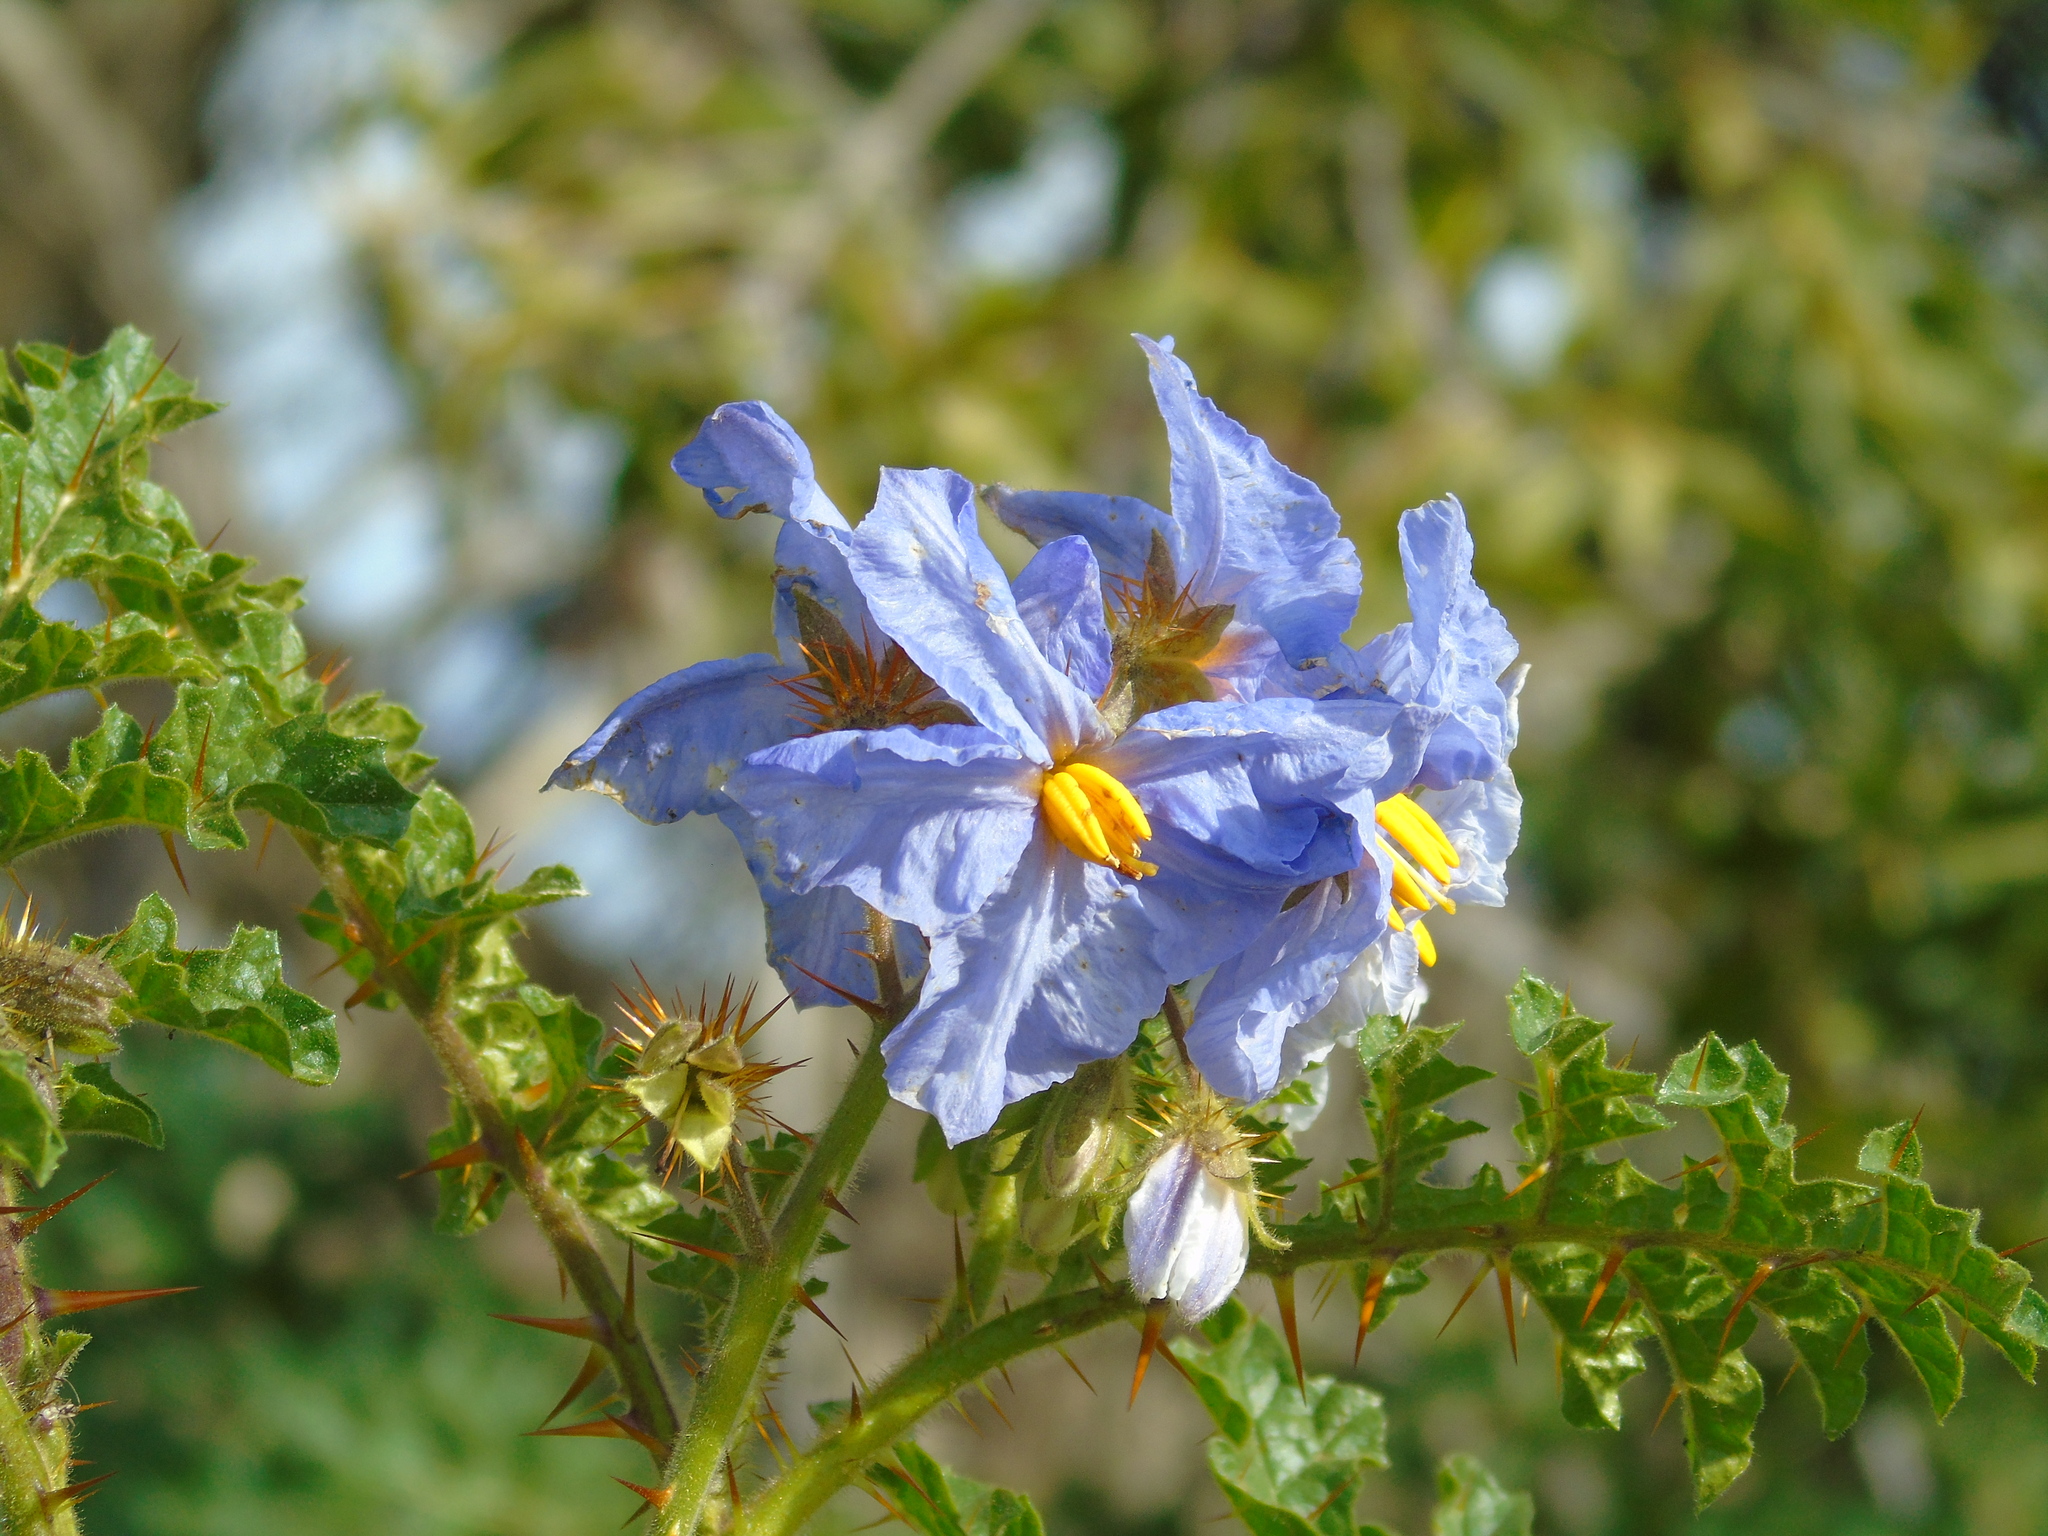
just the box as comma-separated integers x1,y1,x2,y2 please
1889,1107,1926,1170
463,1171,503,1225
785,962,884,1020
37,1285,196,1318
541,1346,608,1427
1906,1283,1943,1313
159,831,188,894
1601,1294,1637,1349
1778,1356,1802,1395
1999,1235,2048,1259
1581,1249,1627,1330
1790,1123,1831,1154
0,1304,30,1338
1054,1344,1095,1394
613,1477,671,1510
1495,1255,1519,1362
1272,1272,1306,1401
491,1312,607,1345
849,1379,863,1426
1436,1261,1491,1339
1718,1261,1775,1353
39,1471,115,1511
342,975,381,1011
1687,1046,1708,1093
1835,1313,1873,1369
725,1454,741,1510
254,815,277,870
190,713,211,796
1130,1300,1168,1406
1354,1264,1389,1365
821,1187,858,1223
1504,1162,1548,1199
1653,1384,1681,1433
6,1171,112,1237
399,1142,490,1179
793,1285,847,1339
1662,1153,1723,1183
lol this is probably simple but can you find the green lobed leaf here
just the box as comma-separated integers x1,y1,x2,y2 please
865,1442,1045,1536
0,1047,63,1184
1430,1454,1533,1536
57,1061,163,1147
1179,1299,1390,1536
84,893,339,1084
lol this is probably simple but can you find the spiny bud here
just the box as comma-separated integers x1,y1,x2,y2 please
1123,1089,1284,1322
0,906,129,1055
613,977,790,1179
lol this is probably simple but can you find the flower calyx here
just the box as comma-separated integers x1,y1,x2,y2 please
1096,531,1235,734
778,586,973,734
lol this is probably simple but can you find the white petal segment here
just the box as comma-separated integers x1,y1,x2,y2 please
1124,1139,1251,1321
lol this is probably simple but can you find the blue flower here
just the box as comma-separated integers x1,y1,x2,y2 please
987,335,1360,711
725,465,1400,1142
1188,496,1525,1104
1124,1134,1251,1322
548,401,944,1006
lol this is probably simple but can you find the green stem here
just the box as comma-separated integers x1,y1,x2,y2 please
655,914,911,1536
739,1283,1139,1536
0,1166,78,1536
737,1209,1985,1535
302,839,678,1446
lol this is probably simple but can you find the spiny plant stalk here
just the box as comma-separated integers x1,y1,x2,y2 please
653,911,911,1535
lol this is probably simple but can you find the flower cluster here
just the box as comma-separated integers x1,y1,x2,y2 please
552,337,1522,1181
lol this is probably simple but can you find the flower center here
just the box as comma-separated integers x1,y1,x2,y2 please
1374,792,1461,967
1040,762,1158,878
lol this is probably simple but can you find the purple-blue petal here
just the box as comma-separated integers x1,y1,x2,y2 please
848,467,1103,763
1340,496,1519,789
671,400,848,533
546,653,806,821
985,485,1178,593
1186,857,1393,1101
723,723,1040,934
771,518,877,665
1012,535,1112,697
882,831,1165,1144
1137,335,1361,665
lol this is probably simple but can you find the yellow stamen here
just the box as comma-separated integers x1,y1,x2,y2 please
1041,764,1157,878
1376,793,1459,880
1412,919,1437,967
1389,859,1430,913
1386,908,1406,932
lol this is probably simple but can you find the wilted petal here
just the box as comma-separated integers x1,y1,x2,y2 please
1418,768,1522,908
546,654,806,821
1342,496,1519,789
725,724,1039,933
1124,1139,1250,1321
849,467,1103,763
671,400,848,534
883,832,1165,1144
1012,535,1112,696
1137,335,1361,666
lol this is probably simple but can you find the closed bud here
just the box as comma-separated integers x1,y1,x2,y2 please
1039,1057,1129,1199
0,913,129,1055
1123,1094,1282,1322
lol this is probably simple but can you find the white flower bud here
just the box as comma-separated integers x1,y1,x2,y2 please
1123,1135,1251,1321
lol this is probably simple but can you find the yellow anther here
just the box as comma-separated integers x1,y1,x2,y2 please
1376,793,1459,878
1041,764,1156,878
1389,858,1430,913
1386,908,1407,932
1064,762,1153,843
1412,920,1437,967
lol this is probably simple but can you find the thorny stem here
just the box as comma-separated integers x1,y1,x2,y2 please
0,1165,79,1536
732,1212,2006,1536
653,914,913,1536
723,1142,773,1264
299,838,679,1448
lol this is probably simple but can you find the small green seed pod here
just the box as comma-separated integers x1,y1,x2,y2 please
0,926,130,1055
